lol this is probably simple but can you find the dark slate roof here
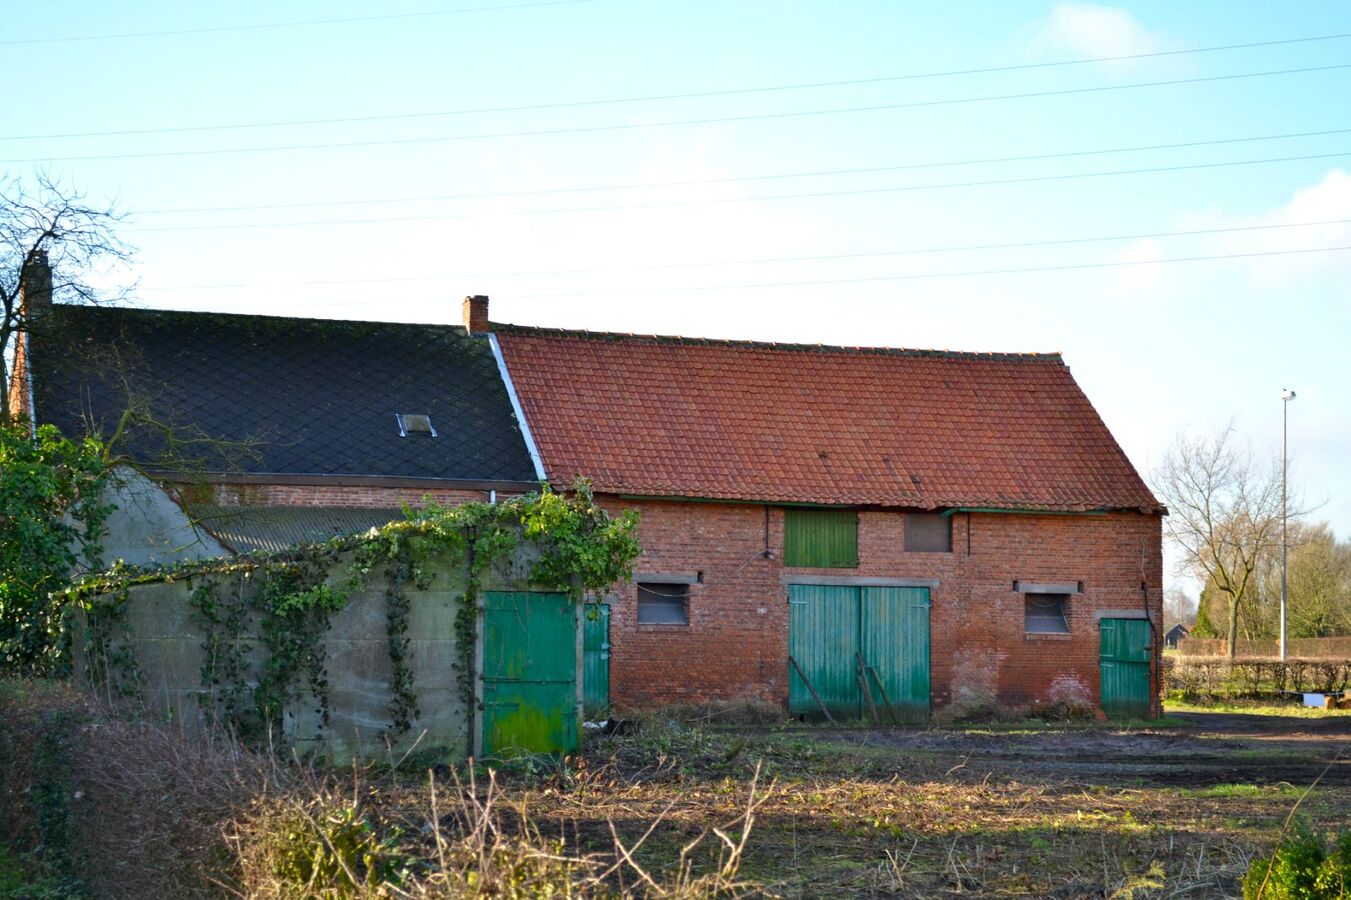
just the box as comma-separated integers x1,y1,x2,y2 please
30,305,538,484
191,505,403,554
495,324,1162,513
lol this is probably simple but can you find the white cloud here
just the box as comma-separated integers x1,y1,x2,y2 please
1184,169,1351,286
1035,4,1164,75
1106,237,1167,298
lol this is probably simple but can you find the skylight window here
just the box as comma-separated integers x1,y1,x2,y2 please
396,414,437,437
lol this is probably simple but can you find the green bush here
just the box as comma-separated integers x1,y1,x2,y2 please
0,424,110,675
1243,823,1351,899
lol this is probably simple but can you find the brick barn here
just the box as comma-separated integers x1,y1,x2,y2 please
12,249,1164,719
491,306,1166,721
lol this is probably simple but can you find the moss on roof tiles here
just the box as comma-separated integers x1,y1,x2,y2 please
31,305,536,482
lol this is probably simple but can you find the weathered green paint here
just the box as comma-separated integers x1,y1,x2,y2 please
1099,618,1152,720
481,591,579,757
789,584,861,719
788,584,930,722
860,587,931,724
583,603,610,719
783,508,859,567
938,507,1110,517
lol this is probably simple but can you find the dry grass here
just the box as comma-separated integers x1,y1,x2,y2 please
3,680,1348,898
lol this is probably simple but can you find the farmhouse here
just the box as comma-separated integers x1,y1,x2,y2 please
10,253,539,564
11,251,1165,719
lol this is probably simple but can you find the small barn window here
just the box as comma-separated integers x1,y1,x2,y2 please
637,583,690,625
1025,593,1070,634
904,512,952,552
783,508,858,567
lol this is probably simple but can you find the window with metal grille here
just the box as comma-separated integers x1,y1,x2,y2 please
1025,593,1070,634
783,508,858,567
904,512,952,552
637,583,690,625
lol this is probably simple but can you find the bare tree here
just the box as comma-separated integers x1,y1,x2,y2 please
1277,523,1351,639
2,172,134,422
1162,586,1195,629
1153,427,1285,659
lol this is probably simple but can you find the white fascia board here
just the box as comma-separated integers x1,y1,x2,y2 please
487,332,547,483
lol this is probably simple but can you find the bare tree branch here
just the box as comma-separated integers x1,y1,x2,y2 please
1152,426,1294,659
1,171,135,423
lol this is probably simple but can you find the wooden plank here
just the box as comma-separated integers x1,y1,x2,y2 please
788,654,837,724
857,652,880,725
867,665,901,726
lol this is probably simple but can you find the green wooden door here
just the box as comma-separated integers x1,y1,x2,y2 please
789,584,861,719
1100,618,1152,720
789,584,930,722
582,603,610,720
861,587,931,724
481,591,579,757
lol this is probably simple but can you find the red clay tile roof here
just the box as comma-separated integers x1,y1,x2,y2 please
494,325,1162,513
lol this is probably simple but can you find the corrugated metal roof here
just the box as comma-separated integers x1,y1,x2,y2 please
191,505,403,554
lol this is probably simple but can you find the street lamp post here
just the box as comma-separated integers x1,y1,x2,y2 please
1280,388,1296,661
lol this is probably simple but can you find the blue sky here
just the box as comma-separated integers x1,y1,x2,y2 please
6,1,1348,596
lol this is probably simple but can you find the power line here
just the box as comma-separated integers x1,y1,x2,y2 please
135,217,1351,291
151,244,1351,309
8,31,1351,140
132,126,1351,216
0,0,592,47
498,244,1351,300
10,62,1351,165
128,150,1351,232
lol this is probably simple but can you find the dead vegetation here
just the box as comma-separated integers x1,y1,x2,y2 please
2,680,1348,898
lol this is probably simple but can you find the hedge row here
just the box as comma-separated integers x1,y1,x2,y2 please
1179,636,1351,658
1164,657,1351,700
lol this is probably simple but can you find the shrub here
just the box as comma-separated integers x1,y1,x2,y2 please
0,424,110,674
1243,823,1351,899
1165,657,1351,702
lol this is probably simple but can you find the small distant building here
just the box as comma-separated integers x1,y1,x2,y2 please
1164,623,1190,650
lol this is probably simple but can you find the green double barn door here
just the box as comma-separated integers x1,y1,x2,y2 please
481,591,579,758
789,584,931,723
1099,618,1152,720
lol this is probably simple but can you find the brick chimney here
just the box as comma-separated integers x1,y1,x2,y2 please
6,250,52,425
20,249,52,315
462,294,490,334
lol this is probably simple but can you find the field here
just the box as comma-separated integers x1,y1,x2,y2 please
3,683,1349,897
510,706,1351,897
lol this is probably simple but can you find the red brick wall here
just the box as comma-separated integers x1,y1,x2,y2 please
205,482,500,508
596,496,1163,714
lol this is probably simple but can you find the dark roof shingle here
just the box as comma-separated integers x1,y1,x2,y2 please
493,325,1161,512
31,306,538,484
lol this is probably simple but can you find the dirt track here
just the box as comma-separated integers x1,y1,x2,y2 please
821,709,1351,788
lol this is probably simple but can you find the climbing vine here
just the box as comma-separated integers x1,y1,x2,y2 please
67,481,640,748
190,576,251,727
80,584,140,699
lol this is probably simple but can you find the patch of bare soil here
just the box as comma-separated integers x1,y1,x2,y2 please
820,711,1351,787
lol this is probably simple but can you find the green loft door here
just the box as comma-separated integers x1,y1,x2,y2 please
789,584,861,719
481,591,579,757
1099,618,1152,720
582,603,611,720
860,587,931,724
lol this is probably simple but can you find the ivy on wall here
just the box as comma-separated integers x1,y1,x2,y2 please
68,481,640,746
